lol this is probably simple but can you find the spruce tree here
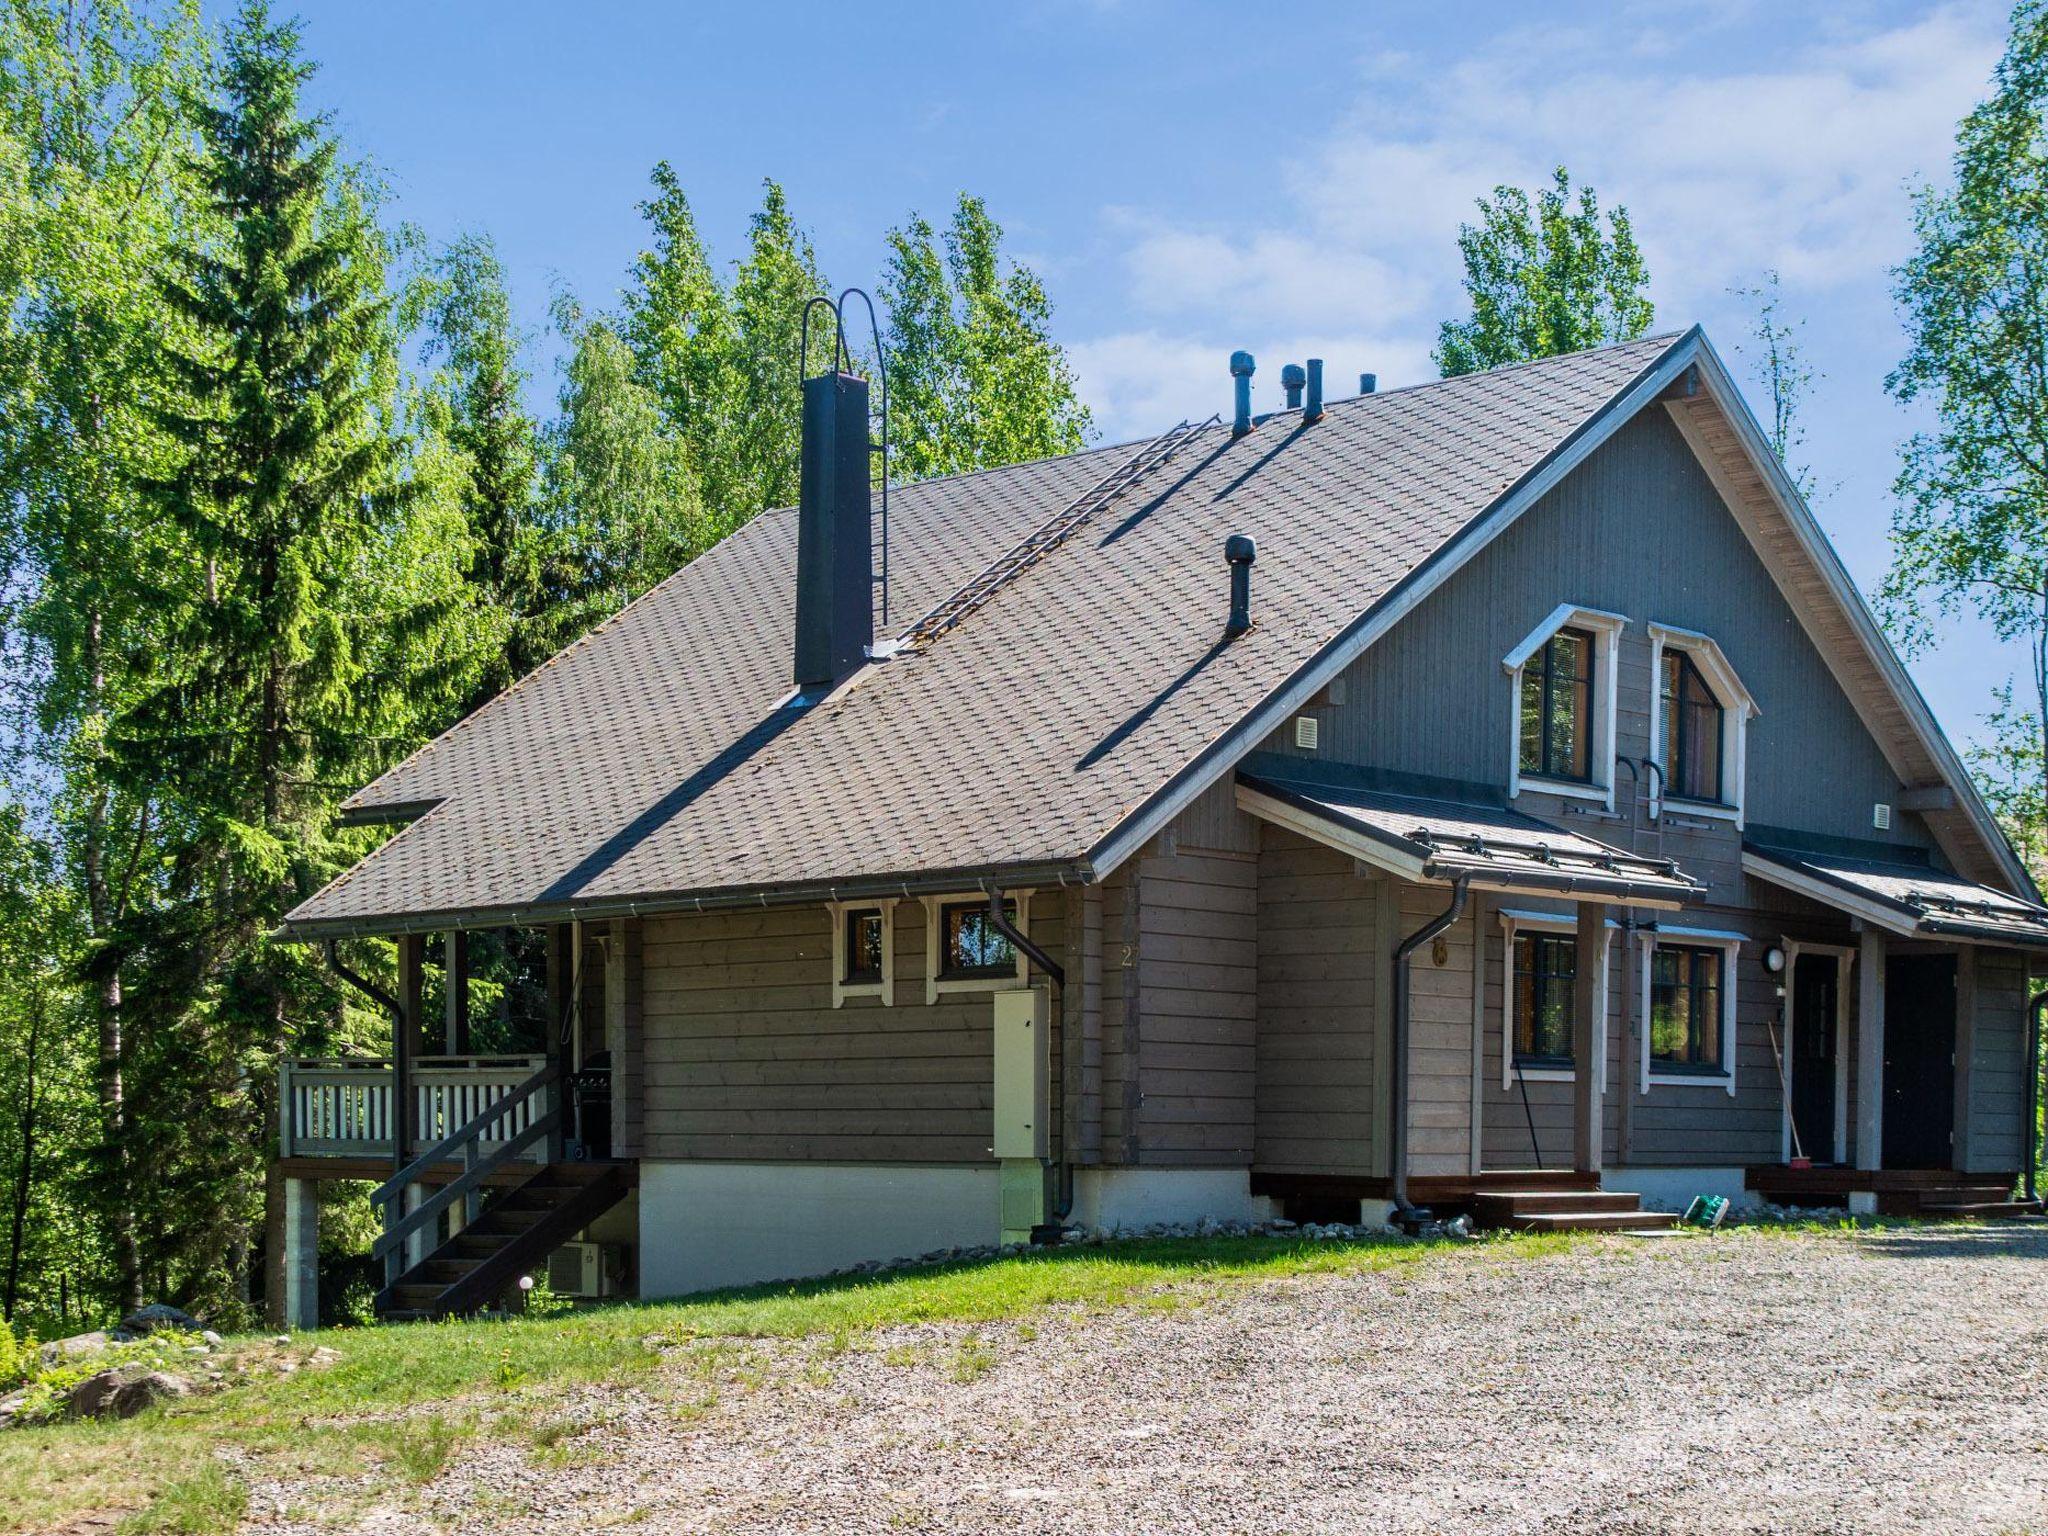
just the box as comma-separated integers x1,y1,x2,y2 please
134,0,413,1322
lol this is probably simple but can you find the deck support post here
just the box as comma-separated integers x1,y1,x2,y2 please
283,1177,319,1331
1573,902,1605,1178
1856,928,1887,1172
403,1183,430,1271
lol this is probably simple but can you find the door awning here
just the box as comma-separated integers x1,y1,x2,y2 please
1742,842,2048,948
1236,773,1704,908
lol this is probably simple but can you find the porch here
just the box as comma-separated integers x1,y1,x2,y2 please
1742,1164,2037,1218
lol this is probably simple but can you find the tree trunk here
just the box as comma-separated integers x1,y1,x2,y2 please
5,987,43,1322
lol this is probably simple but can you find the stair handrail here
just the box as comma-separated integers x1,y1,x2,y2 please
372,1059,560,1206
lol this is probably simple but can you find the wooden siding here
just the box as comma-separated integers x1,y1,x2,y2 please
1400,881,1478,1179
1253,826,1382,1177
640,894,1060,1163
1130,844,1259,1165
1964,948,2032,1174
1256,408,1938,868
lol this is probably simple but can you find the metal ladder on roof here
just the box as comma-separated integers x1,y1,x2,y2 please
898,413,1220,650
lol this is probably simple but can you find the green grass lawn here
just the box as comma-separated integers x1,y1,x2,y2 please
2,1229,1600,1534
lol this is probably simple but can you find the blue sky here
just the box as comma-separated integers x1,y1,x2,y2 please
275,0,2012,753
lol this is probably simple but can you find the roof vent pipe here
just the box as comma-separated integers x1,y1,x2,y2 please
1304,358,1324,421
1230,350,1255,436
1225,534,1257,637
1359,371,1377,395
1280,363,1305,410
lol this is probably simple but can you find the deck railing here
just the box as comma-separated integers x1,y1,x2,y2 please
279,1055,551,1162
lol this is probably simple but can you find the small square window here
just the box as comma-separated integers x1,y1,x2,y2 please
940,900,1016,980
844,908,884,985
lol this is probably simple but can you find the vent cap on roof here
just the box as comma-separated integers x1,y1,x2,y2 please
1231,350,1256,436
792,368,874,692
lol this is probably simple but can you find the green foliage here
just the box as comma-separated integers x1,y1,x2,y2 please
0,1,1096,1339
6,1328,206,1427
881,194,1093,482
115,1461,248,1535
1881,0,2048,868
1435,165,1654,377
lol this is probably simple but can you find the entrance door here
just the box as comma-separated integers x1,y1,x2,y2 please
1789,953,1838,1162
1882,954,1957,1170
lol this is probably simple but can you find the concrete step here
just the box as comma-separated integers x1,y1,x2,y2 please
1506,1209,1678,1232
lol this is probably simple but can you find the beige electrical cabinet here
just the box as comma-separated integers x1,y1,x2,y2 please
992,985,1050,1160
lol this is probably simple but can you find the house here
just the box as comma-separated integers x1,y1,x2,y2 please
274,326,2048,1324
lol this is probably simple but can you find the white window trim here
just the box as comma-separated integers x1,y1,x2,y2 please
1498,908,1610,1092
828,898,897,1009
921,890,1035,1005
1503,603,1626,811
1639,924,1742,1095
1645,622,1758,827
1776,939,1854,1164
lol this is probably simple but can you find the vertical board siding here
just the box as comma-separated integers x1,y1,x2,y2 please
1966,948,2030,1174
1133,843,1259,1165
1253,826,1381,1176
640,895,1060,1163
1253,409,1938,863
611,917,645,1159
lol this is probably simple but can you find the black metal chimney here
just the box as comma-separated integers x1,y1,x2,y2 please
1225,534,1257,637
793,369,874,692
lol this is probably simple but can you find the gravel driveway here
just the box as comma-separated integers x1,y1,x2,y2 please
253,1224,2048,1535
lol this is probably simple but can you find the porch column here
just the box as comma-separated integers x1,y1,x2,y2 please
1573,902,1605,1177
394,934,424,1171
282,1177,319,1331
1856,929,1887,1172
443,930,470,1056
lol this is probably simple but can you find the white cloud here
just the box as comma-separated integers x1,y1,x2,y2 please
1070,3,2006,440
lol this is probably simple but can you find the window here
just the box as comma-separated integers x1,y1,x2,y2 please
843,908,884,984
1512,932,1576,1068
1503,605,1624,807
921,890,1035,1003
1645,624,1756,824
1519,627,1595,783
1659,650,1724,803
828,899,895,1007
940,900,1016,980
1650,944,1723,1071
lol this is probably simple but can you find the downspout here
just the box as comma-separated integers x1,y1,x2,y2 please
988,888,1072,1230
1389,875,1471,1222
2025,984,2046,1202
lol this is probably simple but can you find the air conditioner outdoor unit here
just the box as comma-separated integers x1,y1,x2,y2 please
546,1240,618,1300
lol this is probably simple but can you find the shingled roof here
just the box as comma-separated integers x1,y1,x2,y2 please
284,329,2016,936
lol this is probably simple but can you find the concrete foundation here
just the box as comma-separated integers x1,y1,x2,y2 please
638,1161,1000,1298
1068,1167,1252,1232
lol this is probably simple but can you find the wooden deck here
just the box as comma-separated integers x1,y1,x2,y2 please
1745,1164,2039,1218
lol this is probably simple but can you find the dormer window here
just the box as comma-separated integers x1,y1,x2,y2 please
1503,605,1626,807
1519,627,1596,783
1659,650,1723,803
1646,624,1758,823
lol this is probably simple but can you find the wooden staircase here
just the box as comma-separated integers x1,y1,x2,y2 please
378,1159,635,1320
1894,1181,2043,1221
1470,1175,1677,1233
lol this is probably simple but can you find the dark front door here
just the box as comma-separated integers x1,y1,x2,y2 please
1882,954,1957,1170
1790,953,1838,1162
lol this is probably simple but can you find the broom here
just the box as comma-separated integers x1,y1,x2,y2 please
1766,1019,1810,1169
